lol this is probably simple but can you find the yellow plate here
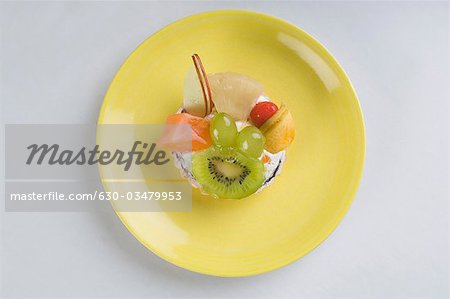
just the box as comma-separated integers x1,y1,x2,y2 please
98,10,365,277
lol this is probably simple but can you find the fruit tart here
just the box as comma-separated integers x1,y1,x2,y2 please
159,54,295,199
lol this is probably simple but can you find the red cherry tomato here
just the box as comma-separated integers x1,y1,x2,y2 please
250,102,278,127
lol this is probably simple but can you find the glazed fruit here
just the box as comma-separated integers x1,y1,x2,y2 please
210,113,238,148
259,105,295,154
236,126,265,158
159,113,211,152
192,147,265,199
183,54,213,117
208,72,263,121
250,102,278,127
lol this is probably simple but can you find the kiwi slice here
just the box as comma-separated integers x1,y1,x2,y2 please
192,147,265,199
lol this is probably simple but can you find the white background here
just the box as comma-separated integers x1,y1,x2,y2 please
0,1,448,299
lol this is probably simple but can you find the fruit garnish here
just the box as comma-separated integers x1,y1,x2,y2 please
159,113,211,152
261,154,271,164
192,147,265,199
183,67,205,117
210,112,238,148
208,72,263,121
183,54,213,117
236,126,265,158
259,105,295,154
250,102,278,128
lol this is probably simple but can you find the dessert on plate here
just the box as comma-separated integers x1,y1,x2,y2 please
159,54,295,199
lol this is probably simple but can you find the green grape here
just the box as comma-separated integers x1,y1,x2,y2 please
210,113,238,147
236,126,265,158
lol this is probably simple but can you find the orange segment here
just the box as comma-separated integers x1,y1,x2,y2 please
261,154,271,164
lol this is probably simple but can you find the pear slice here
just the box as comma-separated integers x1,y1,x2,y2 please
183,54,213,117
